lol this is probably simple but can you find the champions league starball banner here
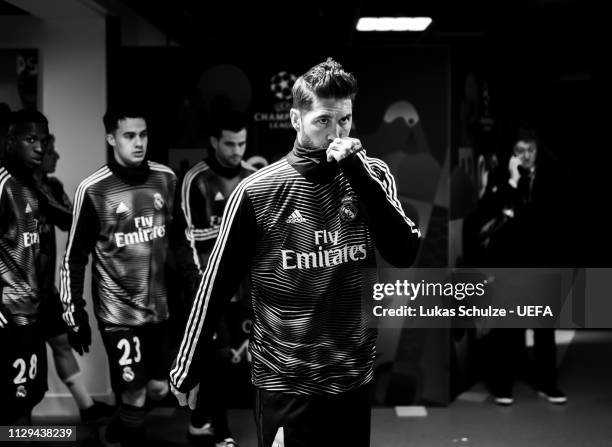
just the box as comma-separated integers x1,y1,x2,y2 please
249,68,297,163
188,60,299,164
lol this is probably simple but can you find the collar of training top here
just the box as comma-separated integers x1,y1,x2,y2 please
1,156,37,186
108,156,150,185
206,154,242,179
287,139,340,184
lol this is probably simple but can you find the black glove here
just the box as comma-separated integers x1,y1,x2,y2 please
67,309,91,355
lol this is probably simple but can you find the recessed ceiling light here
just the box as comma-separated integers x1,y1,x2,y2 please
356,17,433,32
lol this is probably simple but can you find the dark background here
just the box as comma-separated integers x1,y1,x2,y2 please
99,0,602,265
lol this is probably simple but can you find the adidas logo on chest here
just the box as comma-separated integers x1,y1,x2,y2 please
286,210,306,224
116,202,130,214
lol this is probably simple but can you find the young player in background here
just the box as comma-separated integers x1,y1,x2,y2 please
60,108,200,445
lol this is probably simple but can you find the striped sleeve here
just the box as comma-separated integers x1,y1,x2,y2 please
59,168,109,327
170,175,259,392
339,152,421,267
181,162,218,256
0,167,10,229
0,168,13,292
148,160,177,176
169,173,203,300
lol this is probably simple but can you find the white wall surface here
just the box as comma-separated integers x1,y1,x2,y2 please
1,5,111,417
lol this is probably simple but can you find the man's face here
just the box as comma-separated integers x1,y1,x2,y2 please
41,141,59,174
513,140,537,170
106,118,148,167
292,96,353,151
9,122,49,169
211,129,247,168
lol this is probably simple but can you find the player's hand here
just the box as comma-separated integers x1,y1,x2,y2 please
326,137,363,162
171,382,199,410
67,310,91,355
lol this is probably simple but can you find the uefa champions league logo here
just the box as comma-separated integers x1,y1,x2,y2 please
255,70,297,129
270,71,297,101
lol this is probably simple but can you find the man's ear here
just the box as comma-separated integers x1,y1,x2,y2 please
210,135,219,151
105,133,116,147
5,133,15,153
290,108,301,132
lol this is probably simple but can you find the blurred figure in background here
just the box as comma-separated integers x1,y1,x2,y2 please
469,128,569,405
180,111,255,447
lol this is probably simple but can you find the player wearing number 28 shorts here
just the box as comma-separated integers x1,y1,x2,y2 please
1,110,51,425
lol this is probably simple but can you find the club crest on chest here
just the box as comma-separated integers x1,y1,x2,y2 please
153,192,165,210
339,195,358,222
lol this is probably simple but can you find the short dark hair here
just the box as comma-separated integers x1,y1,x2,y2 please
515,127,538,144
103,108,147,134
511,127,540,153
210,110,248,139
292,58,358,111
9,109,48,135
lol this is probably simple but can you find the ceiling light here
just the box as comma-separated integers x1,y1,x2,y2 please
356,17,433,32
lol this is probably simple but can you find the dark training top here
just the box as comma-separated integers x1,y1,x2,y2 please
171,142,421,395
0,161,42,326
60,159,199,329
181,156,256,268
38,176,72,296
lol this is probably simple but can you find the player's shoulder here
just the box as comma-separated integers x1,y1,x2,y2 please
0,165,13,194
147,161,176,178
182,160,209,186
240,157,292,191
0,164,11,182
76,165,113,192
240,160,258,174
